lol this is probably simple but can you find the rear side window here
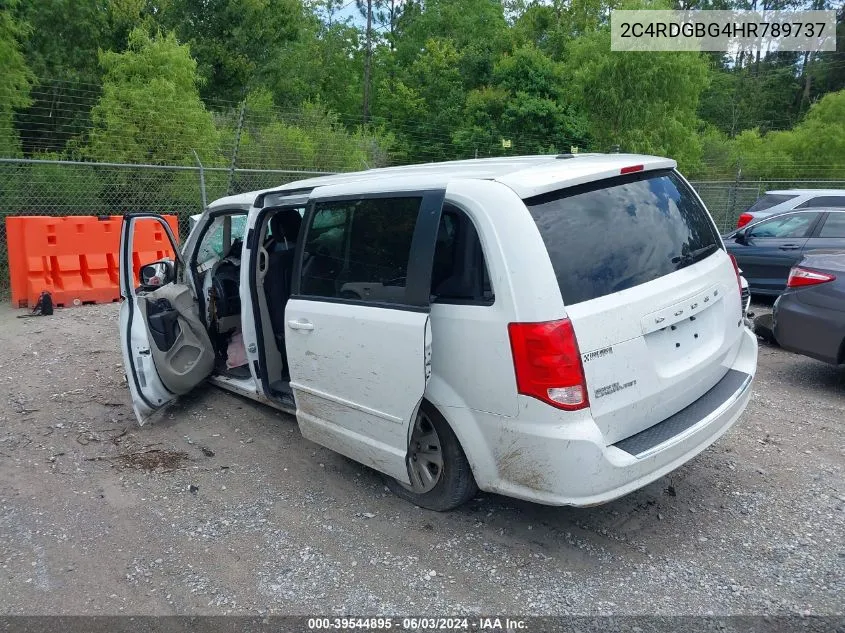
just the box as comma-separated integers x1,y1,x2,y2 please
817,213,845,238
747,194,798,213
795,195,845,209
431,206,493,304
525,169,721,306
299,197,421,305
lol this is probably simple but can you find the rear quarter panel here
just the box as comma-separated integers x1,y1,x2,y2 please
774,252,845,365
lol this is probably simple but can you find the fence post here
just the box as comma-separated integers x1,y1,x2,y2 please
727,160,742,230
226,100,247,196
192,149,207,210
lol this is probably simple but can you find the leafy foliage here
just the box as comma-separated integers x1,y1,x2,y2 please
455,45,588,156
0,0,843,182
12,0,136,154
221,89,392,172
153,0,305,103
733,90,845,180
83,27,221,166
0,1,32,157
565,27,711,168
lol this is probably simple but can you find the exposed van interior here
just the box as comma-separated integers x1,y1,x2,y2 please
253,206,305,405
191,211,250,379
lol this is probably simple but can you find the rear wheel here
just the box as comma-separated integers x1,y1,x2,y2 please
385,401,477,511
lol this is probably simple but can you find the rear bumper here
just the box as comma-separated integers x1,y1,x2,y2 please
774,294,845,366
472,327,757,506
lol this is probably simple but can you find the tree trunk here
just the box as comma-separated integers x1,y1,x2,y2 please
363,0,373,124
800,51,812,111
389,0,396,51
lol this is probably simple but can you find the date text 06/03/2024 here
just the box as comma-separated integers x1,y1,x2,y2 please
306,617,529,630
401,618,527,630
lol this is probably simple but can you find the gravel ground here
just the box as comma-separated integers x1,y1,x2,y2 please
0,301,843,616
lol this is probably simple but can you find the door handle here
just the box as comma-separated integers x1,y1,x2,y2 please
778,245,800,250
287,319,314,331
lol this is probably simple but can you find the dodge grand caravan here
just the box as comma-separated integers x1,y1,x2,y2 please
120,154,758,511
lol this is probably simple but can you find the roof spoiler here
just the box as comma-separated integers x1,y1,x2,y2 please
254,187,314,208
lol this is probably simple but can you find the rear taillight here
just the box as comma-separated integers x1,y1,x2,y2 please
507,318,588,411
737,213,753,228
728,253,743,299
787,267,836,288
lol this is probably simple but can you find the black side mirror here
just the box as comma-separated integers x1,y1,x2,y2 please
735,228,749,245
139,259,176,290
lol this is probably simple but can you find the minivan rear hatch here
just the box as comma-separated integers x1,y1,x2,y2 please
524,168,745,445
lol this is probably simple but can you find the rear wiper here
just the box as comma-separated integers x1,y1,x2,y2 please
672,244,718,269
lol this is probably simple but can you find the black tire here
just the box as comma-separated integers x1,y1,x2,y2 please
385,401,478,511
754,312,777,345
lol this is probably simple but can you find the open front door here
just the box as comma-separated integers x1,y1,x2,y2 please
119,214,215,424
285,190,443,483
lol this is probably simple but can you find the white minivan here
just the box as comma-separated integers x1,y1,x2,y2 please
120,154,758,511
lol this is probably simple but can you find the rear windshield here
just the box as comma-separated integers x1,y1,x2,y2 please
525,169,721,306
747,193,798,213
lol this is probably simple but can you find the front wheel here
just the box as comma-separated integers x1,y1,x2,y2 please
385,401,477,511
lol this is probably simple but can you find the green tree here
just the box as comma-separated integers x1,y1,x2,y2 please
219,89,392,175
0,0,33,157
81,26,221,213
510,0,624,58
264,14,364,117
699,58,805,138
455,45,589,156
565,27,710,169
13,0,140,155
732,89,845,180
392,0,509,90
154,0,305,103
377,37,466,162
84,26,220,165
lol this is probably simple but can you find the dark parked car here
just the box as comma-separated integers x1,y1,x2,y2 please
773,251,845,366
724,208,845,295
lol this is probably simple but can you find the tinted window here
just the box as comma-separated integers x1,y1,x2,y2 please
796,195,845,209
748,212,819,239
299,197,420,305
432,212,459,292
431,207,493,304
817,213,845,238
266,208,305,237
746,193,798,213
525,169,721,306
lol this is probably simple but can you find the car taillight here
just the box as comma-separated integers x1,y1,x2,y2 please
737,213,753,228
507,318,588,411
787,266,836,288
728,254,743,299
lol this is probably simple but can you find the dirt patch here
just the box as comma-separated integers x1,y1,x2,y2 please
113,448,190,471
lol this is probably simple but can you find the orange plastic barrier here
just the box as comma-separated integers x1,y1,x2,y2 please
6,215,179,309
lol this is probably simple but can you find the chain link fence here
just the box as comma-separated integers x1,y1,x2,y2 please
2,157,844,298
691,179,845,232
0,158,331,298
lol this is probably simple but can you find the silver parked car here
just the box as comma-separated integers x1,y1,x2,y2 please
736,189,845,229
